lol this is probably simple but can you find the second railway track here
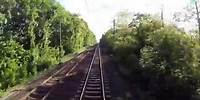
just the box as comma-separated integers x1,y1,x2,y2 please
22,48,95,100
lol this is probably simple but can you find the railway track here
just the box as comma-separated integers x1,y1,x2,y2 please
21,48,95,100
20,45,111,100
74,45,111,100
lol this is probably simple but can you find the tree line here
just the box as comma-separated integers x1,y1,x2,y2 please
0,0,96,93
101,13,200,100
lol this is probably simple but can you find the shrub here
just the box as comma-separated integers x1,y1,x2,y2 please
101,15,200,99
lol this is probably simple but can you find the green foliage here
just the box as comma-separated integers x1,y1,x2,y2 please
0,40,30,90
0,0,96,93
101,14,200,99
0,13,7,25
139,27,200,99
36,47,60,72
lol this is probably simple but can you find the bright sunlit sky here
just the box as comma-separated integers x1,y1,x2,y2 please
58,0,192,41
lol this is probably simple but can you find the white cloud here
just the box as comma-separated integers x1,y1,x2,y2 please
58,0,189,41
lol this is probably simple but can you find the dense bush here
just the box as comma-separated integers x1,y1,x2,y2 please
101,15,200,99
139,26,200,99
0,40,30,90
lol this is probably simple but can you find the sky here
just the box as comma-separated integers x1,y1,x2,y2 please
58,0,192,41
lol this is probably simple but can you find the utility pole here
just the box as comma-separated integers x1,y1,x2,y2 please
59,21,63,58
195,1,200,38
161,4,164,27
60,21,62,48
113,19,116,34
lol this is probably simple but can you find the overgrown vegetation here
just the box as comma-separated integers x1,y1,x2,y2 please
0,0,96,94
101,14,200,100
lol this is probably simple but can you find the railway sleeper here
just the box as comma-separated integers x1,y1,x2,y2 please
87,80,101,84
106,94,112,98
84,95,102,100
81,80,85,83
26,96,41,100
103,80,109,83
90,77,100,80
104,86,110,90
104,90,111,94
87,83,101,87
51,76,63,80
88,80,100,83
45,82,57,86
85,90,102,95
74,94,81,98
88,78,100,81
90,74,98,76
79,83,85,86
77,90,82,93
29,92,46,98
104,83,110,87
89,75,99,77
86,87,101,90
89,78,100,80
90,73,100,76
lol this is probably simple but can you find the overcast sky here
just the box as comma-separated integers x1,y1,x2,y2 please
58,0,191,41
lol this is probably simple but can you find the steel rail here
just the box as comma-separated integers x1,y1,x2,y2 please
79,45,106,100
79,47,97,100
99,45,106,100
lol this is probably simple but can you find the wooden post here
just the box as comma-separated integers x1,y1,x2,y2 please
113,19,116,34
60,21,62,48
161,4,164,27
